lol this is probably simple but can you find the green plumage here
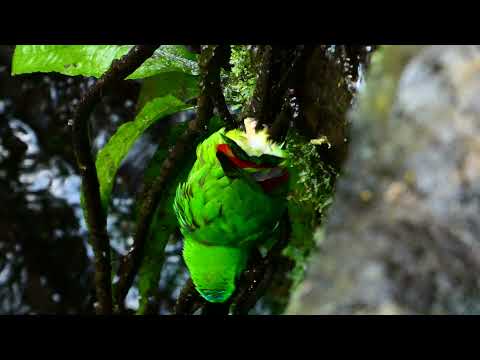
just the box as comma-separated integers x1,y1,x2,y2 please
173,123,288,303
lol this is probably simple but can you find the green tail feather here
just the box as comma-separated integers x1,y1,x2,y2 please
183,238,248,303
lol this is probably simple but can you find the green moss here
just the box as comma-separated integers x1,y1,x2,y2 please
283,130,337,290
257,131,337,314
222,45,257,109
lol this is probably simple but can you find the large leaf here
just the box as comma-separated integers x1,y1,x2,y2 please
130,46,198,79
12,45,198,79
96,95,191,211
136,122,191,314
136,72,199,112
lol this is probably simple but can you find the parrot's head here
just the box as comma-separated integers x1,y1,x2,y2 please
183,238,248,303
225,118,286,159
216,118,289,193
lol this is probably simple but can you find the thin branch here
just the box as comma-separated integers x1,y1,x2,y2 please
232,212,291,315
204,45,235,129
273,46,313,98
71,45,160,314
241,45,273,127
201,301,231,316
240,45,313,132
174,278,204,315
175,279,232,316
268,103,292,143
268,45,315,142
114,46,220,310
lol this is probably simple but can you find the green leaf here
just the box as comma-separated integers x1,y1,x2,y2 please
96,95,191,212
136,125,191,314
129,46,198,79
12,45,198,79
136,72,199,111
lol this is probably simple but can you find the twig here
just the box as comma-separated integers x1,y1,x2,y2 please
114,45,220,310
201,301,231,316
71,45,160,314
204,45,236,129
174,278,205,315
232,212,291,315
268,103,292,143
268,45,315,142
241,45,273,127
240,45,313,133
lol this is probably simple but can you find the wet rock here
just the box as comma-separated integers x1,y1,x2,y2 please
287,45,480,314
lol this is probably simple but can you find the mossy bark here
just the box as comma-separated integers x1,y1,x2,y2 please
288,45,480,315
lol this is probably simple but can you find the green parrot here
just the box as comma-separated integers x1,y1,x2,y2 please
173,118,289,303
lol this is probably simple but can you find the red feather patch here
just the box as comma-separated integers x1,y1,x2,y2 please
216,143,289,192
216,144,269,169
258,171,289,192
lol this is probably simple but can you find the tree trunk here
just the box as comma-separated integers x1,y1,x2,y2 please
287,45,480,315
